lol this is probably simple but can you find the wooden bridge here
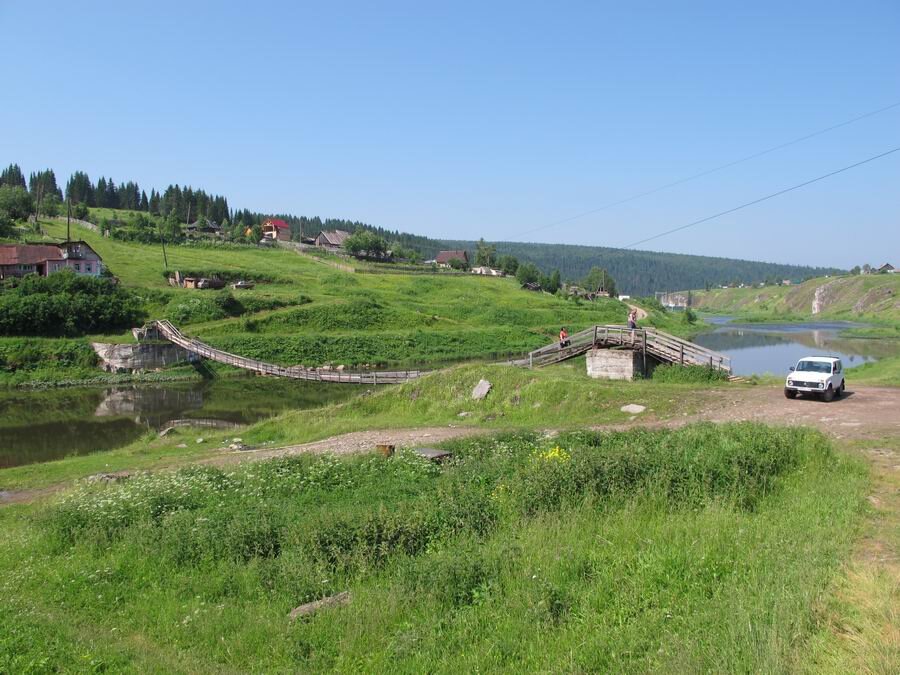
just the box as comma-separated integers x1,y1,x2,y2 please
150,320,427,384
148,320,730,385
514,325,732,373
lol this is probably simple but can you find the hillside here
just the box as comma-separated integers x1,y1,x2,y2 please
688,273,900,322
1,217,635,382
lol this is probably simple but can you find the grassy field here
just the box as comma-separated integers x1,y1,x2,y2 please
0,423,867,672
19,218,642,375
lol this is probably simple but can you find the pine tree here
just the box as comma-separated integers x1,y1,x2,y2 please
140,190,149,211
65,171,95,206
0,163,27,189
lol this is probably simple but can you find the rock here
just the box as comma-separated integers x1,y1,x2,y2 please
289,591,351,621
336,365,345,372
196,437,205,444
620,403,646,414
228,442,251,451
86,470,131,483
457,411,472,418
176,443,187,448
471,379,492,401
414,448,453,463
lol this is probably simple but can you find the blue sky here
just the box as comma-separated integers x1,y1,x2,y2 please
2,1,898,268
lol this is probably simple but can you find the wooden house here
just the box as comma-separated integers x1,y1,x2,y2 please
314,230,350,249
435,250,469,268
262,218,291,242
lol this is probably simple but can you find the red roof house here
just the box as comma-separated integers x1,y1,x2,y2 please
262,218,291,241
0,242,103,279
435,250,469,267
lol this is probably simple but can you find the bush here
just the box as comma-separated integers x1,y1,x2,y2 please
652,364,729,383
0,271,145,337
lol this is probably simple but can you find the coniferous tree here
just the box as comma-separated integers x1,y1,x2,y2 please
65,171,95,206
140,190,149,211
28,169,63,200
0,164,27,189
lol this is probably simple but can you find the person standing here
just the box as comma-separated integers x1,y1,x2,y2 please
559,327,569,349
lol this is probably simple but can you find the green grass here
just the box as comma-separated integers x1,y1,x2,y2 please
847,355,900,387
0,423,867,671
25,217,631,374
0,362,725,491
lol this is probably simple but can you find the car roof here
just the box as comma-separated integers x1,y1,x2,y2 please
798,356,839,362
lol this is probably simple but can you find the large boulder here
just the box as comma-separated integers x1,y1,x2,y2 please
471,379,492,401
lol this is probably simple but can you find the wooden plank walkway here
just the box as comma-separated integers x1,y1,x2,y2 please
151,320,426,385
150,321,730,385
514,325,732,373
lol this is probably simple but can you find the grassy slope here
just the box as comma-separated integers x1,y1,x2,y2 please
0,424,867,672
19,219,631,369
690,273,900,322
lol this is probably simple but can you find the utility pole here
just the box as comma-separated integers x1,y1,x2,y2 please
157,220,169,271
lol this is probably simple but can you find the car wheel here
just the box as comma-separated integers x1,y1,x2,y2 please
784,388,797,399
835,382,844,398
822,385,834,402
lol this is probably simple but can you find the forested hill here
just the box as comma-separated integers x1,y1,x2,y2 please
384,234,842,296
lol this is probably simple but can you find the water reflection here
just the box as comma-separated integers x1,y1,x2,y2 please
0,378,357,469
693,318,899,376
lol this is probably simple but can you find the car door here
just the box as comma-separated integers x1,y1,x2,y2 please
834,360,843,388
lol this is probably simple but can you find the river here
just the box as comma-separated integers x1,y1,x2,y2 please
693,317,900,376
0,378,356,469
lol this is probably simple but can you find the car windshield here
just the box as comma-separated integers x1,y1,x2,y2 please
796,360,832,373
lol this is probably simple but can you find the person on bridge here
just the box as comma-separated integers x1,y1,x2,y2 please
559,327,570,349
627,309,638,344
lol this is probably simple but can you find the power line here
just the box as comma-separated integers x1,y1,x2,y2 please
508,100,900,241
621,146,900,250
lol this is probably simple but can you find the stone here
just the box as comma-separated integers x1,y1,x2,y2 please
176,443,187,448
232,437,242,443
228,442,251,451
620,403,646,414
86,470,131,483
471,379,492,401
414,448,453,463
457,411,472,418
196,438,205,444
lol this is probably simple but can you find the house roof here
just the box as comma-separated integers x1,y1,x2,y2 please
0,244,64,266
0,241,100,266
317,229,350,246
264,218,290,229
435,250,468,264
878,263,894,270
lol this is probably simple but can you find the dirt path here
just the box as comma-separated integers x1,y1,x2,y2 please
626,302,648,321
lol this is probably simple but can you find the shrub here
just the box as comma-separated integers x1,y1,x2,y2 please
652,364,729,383
0,271,145,337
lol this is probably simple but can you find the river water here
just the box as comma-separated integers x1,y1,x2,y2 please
0,378,356,469
692,317,900,376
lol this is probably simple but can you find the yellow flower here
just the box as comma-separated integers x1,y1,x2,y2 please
536,446,570,463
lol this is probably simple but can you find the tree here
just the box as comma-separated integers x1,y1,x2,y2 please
344,230,387,258
475,238,497,267
497,254,519,276
66,171,95,206
582,266,617,297
448,257,468,270
0,185,34,221
862,264,872,275
0,164,26,189
515,262,541,286
39,193,61,217
28,169,63,200
850,266,861,275
545,269,561,294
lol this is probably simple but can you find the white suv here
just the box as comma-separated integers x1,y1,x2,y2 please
784,356,845,402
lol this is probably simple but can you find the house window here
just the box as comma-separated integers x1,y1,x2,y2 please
74,263,81,272
86,264,92,273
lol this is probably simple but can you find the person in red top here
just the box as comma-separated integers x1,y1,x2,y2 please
559,327,569,349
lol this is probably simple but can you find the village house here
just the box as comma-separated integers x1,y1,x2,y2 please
0,241,103,280
435,250,469,268
877,263,896,274
262,218,292,242
314,229,350,250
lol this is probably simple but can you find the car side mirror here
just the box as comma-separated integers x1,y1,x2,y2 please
789,366,795,371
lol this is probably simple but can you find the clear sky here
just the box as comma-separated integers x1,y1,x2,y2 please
2,1,898,268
